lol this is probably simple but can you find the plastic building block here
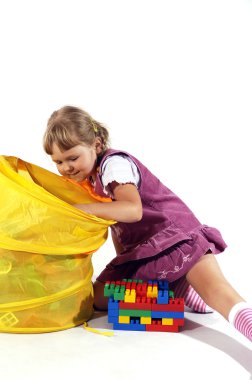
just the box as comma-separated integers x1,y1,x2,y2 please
108,298,119,316
157,289,169,304
146,324,179,332
113,322,146,331
136,282,147,297
105,279,185,333
104,282,116,297
147,284,158,298
169,290,175,299
140,317,152,325
114,285,125,301
151,311,184,319
108,315,119,324
124,288,136,303
157,280,169,290
152,298,184,312
173,318,185,326
119,298,152,310
162,318,173,325
119,309,152,318
119,316,130,324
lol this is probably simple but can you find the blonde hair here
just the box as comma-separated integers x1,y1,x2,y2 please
43,105,109,155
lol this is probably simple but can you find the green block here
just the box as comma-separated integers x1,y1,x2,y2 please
123,279,143,284
104,283,115,297
114,285,125,300
169,290,174,299
119,309,151,317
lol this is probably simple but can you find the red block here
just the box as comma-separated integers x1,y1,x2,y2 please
152,298,184,312
146,324,179,332
173,318,185,326
131,282,137,290
119,300,152,310
136,283,147,297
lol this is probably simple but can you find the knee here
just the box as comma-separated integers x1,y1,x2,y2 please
93,280,108,311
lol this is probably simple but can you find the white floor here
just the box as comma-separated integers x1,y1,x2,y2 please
1,1,252,379
1,307,251,380
3,239,251,380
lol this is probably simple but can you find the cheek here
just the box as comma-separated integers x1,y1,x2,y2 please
56,166,64,174
78,160,91,171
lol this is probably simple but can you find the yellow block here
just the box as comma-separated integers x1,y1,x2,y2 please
147,285,158,298
140,317,152,325
162,318,173,325
119,316,130,324
152,285,158,297
124,289,136,303
147,286,152,298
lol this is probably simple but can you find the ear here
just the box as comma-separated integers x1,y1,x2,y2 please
94,137,103,154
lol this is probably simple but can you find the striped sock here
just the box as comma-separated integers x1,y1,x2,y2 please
173,278,213,313
184,285,213,313
228,302,252,342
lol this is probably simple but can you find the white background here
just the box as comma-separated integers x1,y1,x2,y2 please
0,1,252,379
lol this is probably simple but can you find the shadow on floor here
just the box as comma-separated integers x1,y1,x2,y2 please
182,319,252,378
90,310,252,377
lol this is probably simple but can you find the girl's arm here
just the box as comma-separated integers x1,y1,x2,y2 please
73,182,142,223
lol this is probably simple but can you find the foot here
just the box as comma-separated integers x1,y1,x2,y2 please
184,285,213,313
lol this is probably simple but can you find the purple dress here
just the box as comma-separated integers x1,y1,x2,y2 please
95,149,227,287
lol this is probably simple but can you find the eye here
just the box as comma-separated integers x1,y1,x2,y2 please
55,161,62,165
69,157,78,161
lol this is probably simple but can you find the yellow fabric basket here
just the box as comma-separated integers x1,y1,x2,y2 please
0,156,114,333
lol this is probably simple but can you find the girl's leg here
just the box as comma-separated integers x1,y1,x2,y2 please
186,253,252,342
173,276,213,313
93,280,108,311
186,253,243,319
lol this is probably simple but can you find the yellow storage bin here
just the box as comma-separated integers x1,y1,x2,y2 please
0,156,114,333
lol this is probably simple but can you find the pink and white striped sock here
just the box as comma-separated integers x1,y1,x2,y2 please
173,278,212,313
228,302,252,342
184,285,213,313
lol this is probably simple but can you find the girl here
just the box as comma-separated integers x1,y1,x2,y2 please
43,105,252,343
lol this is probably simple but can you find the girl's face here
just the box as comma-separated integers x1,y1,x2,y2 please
51,141,100,183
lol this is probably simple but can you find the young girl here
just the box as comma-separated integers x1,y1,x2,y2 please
43,105,252,343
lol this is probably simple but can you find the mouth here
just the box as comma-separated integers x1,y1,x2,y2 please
68,171,80,178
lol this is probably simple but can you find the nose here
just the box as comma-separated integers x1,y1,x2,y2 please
62,162,74,174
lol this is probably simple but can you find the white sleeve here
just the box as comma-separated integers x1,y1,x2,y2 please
101,155,140,197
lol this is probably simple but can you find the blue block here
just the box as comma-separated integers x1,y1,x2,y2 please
131,317,140,324
113,323,146,331
108,298,119,320
108,297,119,310
108,308,119,317
157,289,169,304
151,311,184,319
108,316,118,324
157,280,169,290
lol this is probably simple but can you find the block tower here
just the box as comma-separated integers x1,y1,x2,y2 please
104,279,184,332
